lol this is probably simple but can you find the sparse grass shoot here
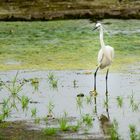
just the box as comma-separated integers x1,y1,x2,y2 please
58,112,69,131
128,94,139,112
21,95,29,111
47,101,55,117
34,117,40,124
82,114,93,128
43,127,57,136
128,124,140,140
85,95,93,105
108,119,121,140
48,73,58,89
76,97,84,114
116,96,123,108
30,78,39,91
31,108,37,118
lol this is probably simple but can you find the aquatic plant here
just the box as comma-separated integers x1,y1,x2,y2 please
58,112,69,131
76,96,83,108
129,125,137,140
82,114,93,128
69,121,81,132
48,73,55,81
51,79,58,89
132,103,139,112
31,107,37,118
85,95,93,105
116,96,123,108
34,117,40,124
129,94,135,107
58,117,69,131
1,106,11,120
3,72,25,110
48,73,58,89
128,94,139,112
108,119,121,140
43,114,81,135
0,114,3,122
31,108,40,124
0,103,11,121
43,127,57,136
21,95,29,111
2,98,9,109
0,72,32,122
30,78,39,91
47,101,55,117
0,80,3,86
128,124,140,140
80,114,94,133
76,97,84,114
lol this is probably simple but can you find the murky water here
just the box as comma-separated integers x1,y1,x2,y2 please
0,65,139,139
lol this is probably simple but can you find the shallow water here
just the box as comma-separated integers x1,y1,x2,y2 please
0,67,140,139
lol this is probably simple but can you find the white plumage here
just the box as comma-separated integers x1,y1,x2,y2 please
95,22,114,69
98,45,114,69
92,22,114,94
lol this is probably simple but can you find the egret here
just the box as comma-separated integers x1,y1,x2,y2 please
92,22,114,95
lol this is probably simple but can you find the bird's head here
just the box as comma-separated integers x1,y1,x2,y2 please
93,22,102,31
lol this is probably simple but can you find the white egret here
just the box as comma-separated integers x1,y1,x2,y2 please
92,22,114,94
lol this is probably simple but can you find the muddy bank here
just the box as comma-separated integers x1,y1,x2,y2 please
0,0,140,21
0,119,106,140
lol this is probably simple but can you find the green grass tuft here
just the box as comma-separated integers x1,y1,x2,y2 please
43,127,57,136
0,19,139,71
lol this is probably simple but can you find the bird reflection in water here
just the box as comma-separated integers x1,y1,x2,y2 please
92,91,112,136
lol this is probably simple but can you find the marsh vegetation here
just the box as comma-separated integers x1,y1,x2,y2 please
0,19,139,139
0,19,139,71
0,68,139,139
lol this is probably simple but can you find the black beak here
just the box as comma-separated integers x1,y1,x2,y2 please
93,27,98,31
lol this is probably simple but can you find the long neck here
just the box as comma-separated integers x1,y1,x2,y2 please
99,26,105,48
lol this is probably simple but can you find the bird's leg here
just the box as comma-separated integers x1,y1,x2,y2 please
94,67,99,91
105,68,109,94
90,67,99,96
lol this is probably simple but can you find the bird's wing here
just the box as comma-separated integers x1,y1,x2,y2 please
105,45,114,60
97,49,104,64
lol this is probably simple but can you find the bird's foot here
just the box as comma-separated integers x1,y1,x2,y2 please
89,90,98,97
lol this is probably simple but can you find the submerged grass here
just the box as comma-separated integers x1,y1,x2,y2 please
47,101,55,117
128,94,140,112
108,119,121,140
31,107,37,118
129,124,140,140
0,19,139,71
30,78,39,91
58,112,69,131
21,95,29,111
48,73,58,89
43,127,57,136
116,96,123,108
0,72,32,121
